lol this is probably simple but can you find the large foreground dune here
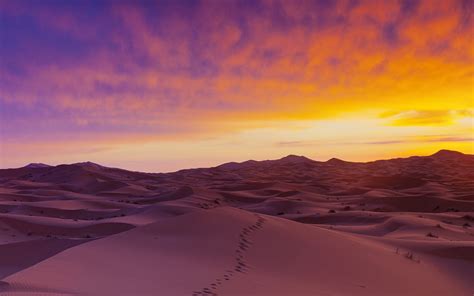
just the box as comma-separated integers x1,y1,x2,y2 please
0,150,473,295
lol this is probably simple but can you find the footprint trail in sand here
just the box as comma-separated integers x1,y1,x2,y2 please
192,214,267,296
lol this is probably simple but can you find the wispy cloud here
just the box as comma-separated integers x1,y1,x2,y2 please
275,135,474,147
1,0,472,136
0,0,472,169
381,110,474,126
275,141,314,147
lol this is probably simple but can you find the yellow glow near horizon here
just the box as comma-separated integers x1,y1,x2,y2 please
2,112,472,172
0,0,473,171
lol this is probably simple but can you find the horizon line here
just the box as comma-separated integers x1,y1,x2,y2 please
1,149,469,174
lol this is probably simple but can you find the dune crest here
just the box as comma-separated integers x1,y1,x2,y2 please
0,151,473,295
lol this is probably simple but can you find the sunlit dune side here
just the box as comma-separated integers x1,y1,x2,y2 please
0,150,473,295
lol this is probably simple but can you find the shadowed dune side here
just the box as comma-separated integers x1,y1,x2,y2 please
0,214,135,239
133,186,194,204
359,175,427,190
0,238,87,279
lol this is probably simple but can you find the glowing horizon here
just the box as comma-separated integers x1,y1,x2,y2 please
1,0,473,172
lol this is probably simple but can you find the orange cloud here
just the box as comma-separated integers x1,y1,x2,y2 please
0,0,472,169
381,109,474,126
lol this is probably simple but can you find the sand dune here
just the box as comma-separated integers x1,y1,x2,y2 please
0,150,473,295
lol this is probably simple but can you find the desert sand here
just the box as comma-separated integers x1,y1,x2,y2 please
0,150,473,295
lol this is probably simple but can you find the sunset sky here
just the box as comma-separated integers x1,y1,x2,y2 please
0,0,473,172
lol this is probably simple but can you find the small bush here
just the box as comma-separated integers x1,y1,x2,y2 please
404,252,420,263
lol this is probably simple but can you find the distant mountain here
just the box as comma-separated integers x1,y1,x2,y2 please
430,149,466,159
217,160,259,170
325,158,349,165
10,149,473,174
24,163,51,168
72,161,106,170
217,155,315,170
276,154,314,164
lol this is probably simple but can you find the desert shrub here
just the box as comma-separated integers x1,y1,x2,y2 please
404,252,420,263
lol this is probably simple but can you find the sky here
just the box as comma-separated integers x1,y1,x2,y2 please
0,0,473,172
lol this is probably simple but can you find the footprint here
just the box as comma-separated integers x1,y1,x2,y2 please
191,215,267,295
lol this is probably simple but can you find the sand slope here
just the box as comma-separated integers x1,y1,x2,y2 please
2,207,471,296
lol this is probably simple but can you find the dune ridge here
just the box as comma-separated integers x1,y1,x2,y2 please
0,150,473,295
